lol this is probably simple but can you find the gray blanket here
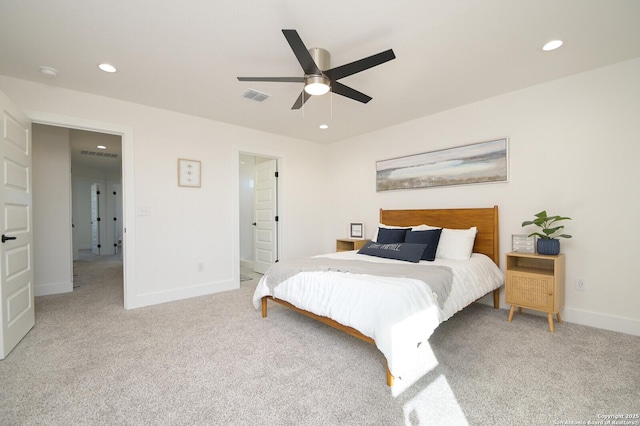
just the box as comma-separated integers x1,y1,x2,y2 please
263,257,453,306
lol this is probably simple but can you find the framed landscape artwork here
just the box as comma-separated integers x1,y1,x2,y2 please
376,138,508,191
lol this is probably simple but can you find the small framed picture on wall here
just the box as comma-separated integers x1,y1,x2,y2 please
349,222,364,239
178,158,201,187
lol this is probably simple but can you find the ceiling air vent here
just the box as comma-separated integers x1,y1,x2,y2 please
80,150,119,158
241,88,270,102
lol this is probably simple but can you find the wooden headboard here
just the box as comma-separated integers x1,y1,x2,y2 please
379,206,500,266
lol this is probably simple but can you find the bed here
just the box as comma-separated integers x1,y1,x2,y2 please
253,206,503,386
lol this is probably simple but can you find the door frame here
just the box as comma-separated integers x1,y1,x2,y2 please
236,150,283,277
26,111,136,309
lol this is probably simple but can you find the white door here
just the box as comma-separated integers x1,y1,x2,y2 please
0,91,34,359
113,183,122,254
90,183,100,255
253,159,278,274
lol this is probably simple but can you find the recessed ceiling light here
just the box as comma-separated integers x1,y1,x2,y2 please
542,40,563,51
98,63,117,73
319,124,329,130
97,145,107,150
39,66,58,78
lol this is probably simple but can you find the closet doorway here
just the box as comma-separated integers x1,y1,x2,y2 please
239,153,280,275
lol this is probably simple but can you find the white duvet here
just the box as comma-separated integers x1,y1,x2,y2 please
252,251,504,380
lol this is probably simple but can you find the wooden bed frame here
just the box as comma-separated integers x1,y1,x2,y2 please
261,206,500,386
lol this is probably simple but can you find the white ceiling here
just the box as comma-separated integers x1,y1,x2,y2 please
2,1,640,144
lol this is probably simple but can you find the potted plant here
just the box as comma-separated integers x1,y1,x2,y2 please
521,210,572,255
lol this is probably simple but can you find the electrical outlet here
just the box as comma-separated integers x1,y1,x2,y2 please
198,263,204,272
576,277,586,291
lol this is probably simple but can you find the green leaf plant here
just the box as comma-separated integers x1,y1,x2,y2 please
521,210,572,240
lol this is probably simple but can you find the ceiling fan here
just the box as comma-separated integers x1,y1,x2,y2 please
237,29,396,110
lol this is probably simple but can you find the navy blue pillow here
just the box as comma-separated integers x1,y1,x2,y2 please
376,227,410,244
404,229,442,261
358,241,427,263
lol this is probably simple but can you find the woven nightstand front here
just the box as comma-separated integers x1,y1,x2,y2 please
506,273,553,311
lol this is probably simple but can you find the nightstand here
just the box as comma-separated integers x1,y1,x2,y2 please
505,252,565,332
336,238,368,252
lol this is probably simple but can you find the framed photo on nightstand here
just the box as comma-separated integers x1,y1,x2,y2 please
512,234,536,253
350,222,364,239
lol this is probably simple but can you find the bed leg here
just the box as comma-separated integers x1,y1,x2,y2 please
493,288,500,309
261,297,268,318
386,364,394,387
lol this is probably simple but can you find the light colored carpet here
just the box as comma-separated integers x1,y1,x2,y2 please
1,255,638,425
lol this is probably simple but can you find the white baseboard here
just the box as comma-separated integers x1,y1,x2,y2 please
479,294,640,337
240,259,254,270
128,279,239,309
562,307,640,336
35,281,73,296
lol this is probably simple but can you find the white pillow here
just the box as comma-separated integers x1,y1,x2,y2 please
435,227,477,260
411,224,435,231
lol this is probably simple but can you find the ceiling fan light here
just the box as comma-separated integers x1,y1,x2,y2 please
304,75,330,96
305,83,330,96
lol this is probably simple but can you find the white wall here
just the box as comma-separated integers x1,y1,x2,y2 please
32,124,73,295
325,58,640,336
0,75,329,309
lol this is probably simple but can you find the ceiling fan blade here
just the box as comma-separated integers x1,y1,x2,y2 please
282,29,322,75
237,77,305,83
324,49,395,81
291,90,311,110
331,82,372,104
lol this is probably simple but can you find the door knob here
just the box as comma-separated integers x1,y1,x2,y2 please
2,234,17,243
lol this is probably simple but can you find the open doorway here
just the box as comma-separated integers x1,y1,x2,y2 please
70,129,123,293
239,153,280,281
32,124,123,298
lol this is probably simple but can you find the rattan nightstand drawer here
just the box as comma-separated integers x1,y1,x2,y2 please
506,271,554,311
